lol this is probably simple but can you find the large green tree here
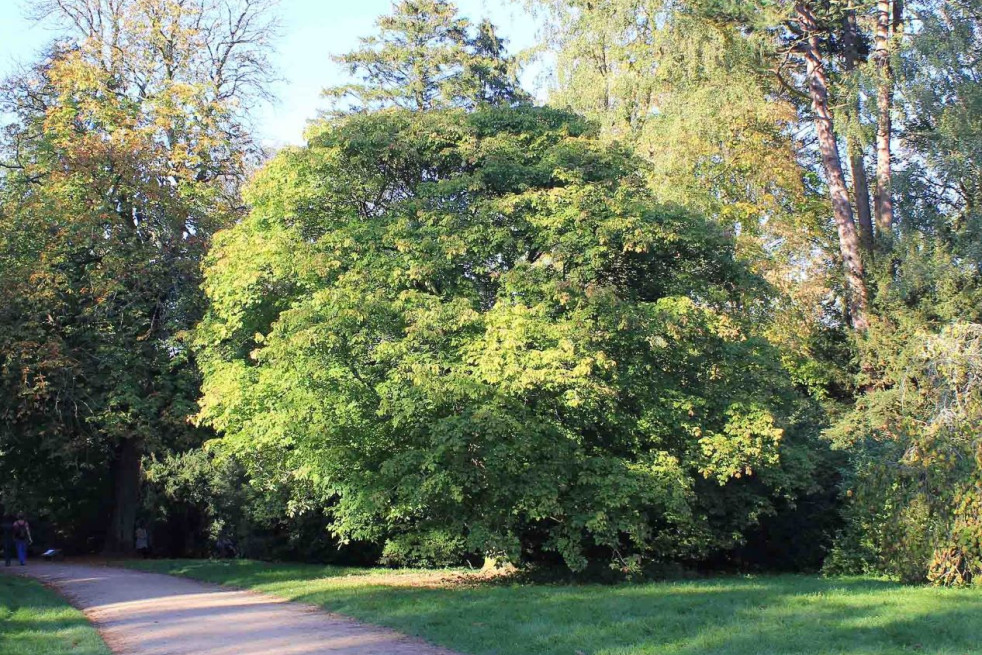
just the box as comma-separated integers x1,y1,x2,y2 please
195,103,825,570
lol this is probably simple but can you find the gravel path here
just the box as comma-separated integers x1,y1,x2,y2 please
6,562,459,655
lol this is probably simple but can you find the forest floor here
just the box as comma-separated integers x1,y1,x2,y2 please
0,571,110,655
124,559,982,655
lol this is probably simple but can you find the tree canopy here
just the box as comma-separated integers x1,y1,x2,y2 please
194,105,825,569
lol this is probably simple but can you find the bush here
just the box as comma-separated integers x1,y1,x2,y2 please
828,323,982,584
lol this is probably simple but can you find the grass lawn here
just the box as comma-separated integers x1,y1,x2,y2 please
0,574,109,655
123,559,982,655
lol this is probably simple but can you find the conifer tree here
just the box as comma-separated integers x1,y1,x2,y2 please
328,0,528,111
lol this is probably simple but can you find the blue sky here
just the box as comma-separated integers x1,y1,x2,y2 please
0,0,543,145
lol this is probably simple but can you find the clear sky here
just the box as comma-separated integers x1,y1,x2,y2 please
0,0,543,146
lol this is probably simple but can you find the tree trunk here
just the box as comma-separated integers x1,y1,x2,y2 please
874,0,896,237
104,438,142,554
848,140,874,253
796,2,869,331
843,9,874,253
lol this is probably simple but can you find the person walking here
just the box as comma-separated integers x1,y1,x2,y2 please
1,513,13,567
12,513,31,566
135,524,150,559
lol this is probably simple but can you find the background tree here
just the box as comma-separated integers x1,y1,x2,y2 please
825,0,982,583
328,0,528,112
899,0,982,252
873,0,903,236
530,0,864,403
0,0,277,552
535,0,806,238
841,6,875,252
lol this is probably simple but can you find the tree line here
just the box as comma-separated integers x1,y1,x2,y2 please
1,0,980,584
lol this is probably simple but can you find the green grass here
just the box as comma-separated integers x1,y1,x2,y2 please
0,574,109,655
123,559,982,655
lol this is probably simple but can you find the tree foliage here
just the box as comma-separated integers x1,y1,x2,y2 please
0,0,276,551
531,0,854,395
328,0,528,112
900,0,982,261
195,104,824,569
828,324,982,583
537,0,803,225
537,0,982,584
2,0,982,583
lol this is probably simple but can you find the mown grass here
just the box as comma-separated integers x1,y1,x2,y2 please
0,574,109,655
124,558,982,655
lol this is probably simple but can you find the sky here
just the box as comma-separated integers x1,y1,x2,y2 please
0,0,544,146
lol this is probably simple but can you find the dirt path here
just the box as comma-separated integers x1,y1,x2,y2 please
6,562,459,655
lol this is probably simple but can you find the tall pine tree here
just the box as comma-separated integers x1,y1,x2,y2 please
327,0,528,112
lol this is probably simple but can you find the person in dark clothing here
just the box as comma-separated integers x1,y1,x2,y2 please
1,514,13,567
12,513,31,566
